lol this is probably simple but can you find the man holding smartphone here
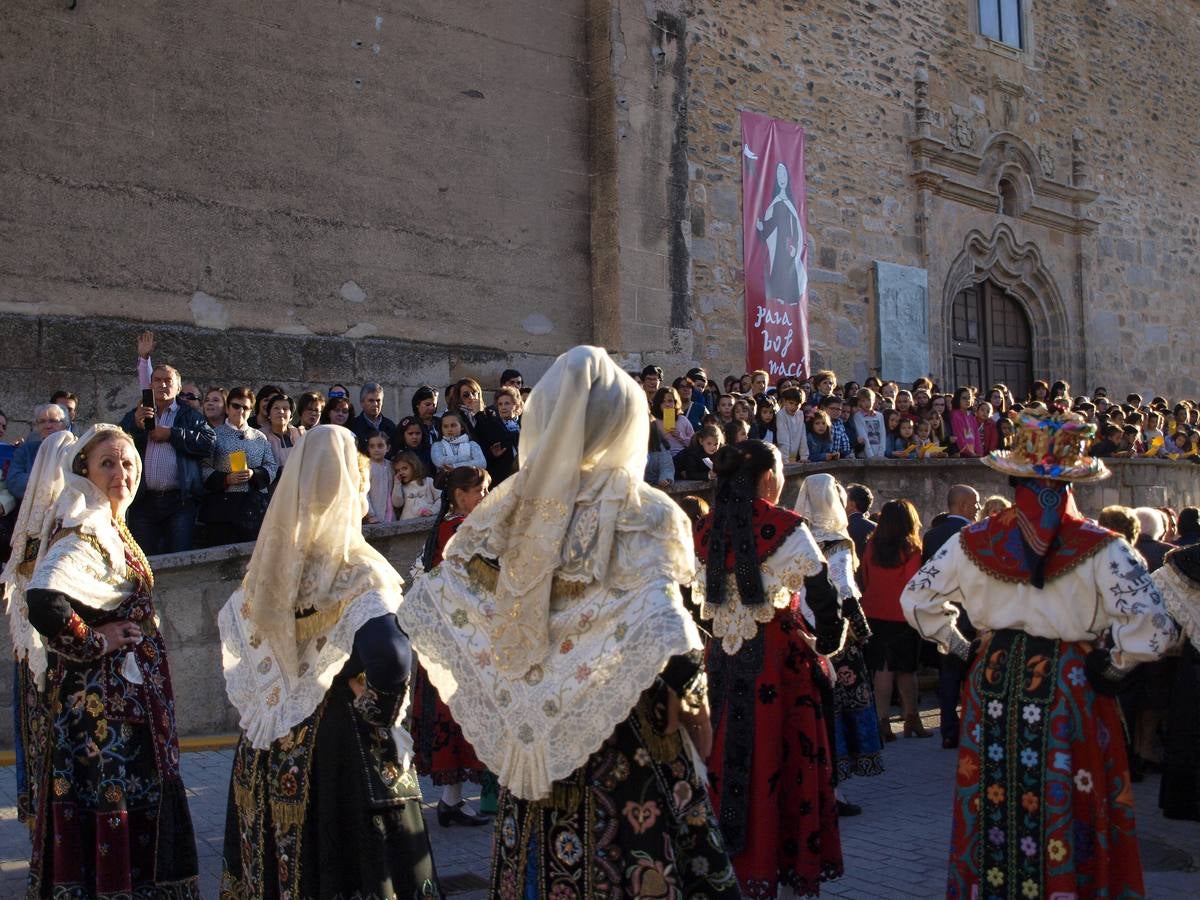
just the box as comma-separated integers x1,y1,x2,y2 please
120,338,215,554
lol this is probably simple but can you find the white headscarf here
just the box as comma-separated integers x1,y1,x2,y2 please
1,430,77,683
29,425,144,613
400,346,701,800
443,344,654,677
219,425,406,749
794,472,850,543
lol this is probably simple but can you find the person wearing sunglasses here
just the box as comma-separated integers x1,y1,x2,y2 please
199,386,277,547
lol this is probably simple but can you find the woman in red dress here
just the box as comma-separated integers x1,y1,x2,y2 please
410,465,491,826
695,440,845,897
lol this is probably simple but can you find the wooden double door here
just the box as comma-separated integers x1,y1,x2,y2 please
950,280,1033,398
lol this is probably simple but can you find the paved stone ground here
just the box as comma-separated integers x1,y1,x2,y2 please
2,708,1197,898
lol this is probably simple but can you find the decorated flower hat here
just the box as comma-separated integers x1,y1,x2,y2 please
982,408,1109,483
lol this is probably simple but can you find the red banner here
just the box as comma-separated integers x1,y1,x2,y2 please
740,111,809,380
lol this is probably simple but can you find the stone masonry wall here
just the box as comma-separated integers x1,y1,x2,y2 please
0,0,591,413
0,457,1193,748
683,1,1200,397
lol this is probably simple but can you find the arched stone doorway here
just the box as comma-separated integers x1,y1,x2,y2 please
950,280,1033,398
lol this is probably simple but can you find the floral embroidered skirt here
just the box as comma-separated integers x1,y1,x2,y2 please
949,630,1144,900
490,688,740,900
410,661,485,785
830,642,885,781
706,609,844,898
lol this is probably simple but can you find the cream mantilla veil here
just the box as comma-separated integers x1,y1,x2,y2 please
219,425,405,748
400,346,702,800
1,430,77,684
793,472,851,544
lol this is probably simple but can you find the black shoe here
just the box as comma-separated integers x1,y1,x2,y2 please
942,737,959,750
837,800,862,817
437,799,489,827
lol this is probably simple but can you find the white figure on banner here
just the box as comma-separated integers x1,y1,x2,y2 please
754,161,807,303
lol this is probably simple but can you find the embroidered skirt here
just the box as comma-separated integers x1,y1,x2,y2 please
948,630,1144,900
410,661,485,785
706,608,843,898
830,642,884,781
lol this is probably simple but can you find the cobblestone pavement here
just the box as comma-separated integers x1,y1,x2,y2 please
2,708,1197,898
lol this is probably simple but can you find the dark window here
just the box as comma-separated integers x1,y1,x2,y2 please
998,178,1018,217
979,0,1023,49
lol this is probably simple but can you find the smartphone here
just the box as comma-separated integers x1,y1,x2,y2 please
141,389,154,408
229,450,248,473
663,407,677,431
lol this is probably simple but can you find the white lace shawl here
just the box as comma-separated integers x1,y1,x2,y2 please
220,586,409,753
399,488,702,801
1154,563,1200,655
693,523,826,655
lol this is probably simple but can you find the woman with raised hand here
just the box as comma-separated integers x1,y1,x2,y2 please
23,425,200,897
696,439,845,896
219,425,438,898
400,346,740,898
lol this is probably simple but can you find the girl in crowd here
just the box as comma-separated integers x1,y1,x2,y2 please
321,394,355,429
361,429,394,524
294,391,325,430
431,411,486,472
391,451,440,520
697,440,844,896
914,418,948,457
202,387,227,429
401,346,739,896
894,389,918,422
751,395,779,445
264,393,304,477
652,386,695,454
409,466,491,827
396,415,432,471
841,380,861,403
733,396,755,426
949,387,981,457
24,426,200,896
975,400,999,452
725,418,751,446
219,426,438,898
861,499,930,740
794,474,885,814
807,409,841,461
1028,379,1050,404
852,388,887,459
675,423,723,481
986,385,1008,421
201,387,277,546
925,404,950,446
887,416,917,458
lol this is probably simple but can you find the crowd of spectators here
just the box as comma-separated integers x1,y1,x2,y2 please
2,332,1199,556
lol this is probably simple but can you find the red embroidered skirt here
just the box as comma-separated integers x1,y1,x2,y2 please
706,607,843,898
410,661,484,785
948,630,1144,899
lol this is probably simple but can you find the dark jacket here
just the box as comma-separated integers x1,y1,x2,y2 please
473,408,520,485
350,413,397,449
1135,534,1174,573
847,512,876,562
922,514,974,563
673,444,714,482
121,402,216,503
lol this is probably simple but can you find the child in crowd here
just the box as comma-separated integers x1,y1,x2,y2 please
360,430,395,524
949,387,980,457
715,394,735,424
852,388,887,458
806,410,840,461
775,387,809,462
975,401,999,453
645,414,675,486
913,418,947,457
392,451,440,519
724,419,750,446
674,424,723,480
431,411,487,471
894,390,918,422
732,397,755,426
996,415,1015,450
395,416,431,469
751,396,778,445
887,417,917,458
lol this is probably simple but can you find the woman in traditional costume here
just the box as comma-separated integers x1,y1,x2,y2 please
23,424,200,897
1,429,75,826
400,345,740,898
794,473,884,814
901,409,1178,899
219,425,438,898
1153,543,1200,821
696,439,845,897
